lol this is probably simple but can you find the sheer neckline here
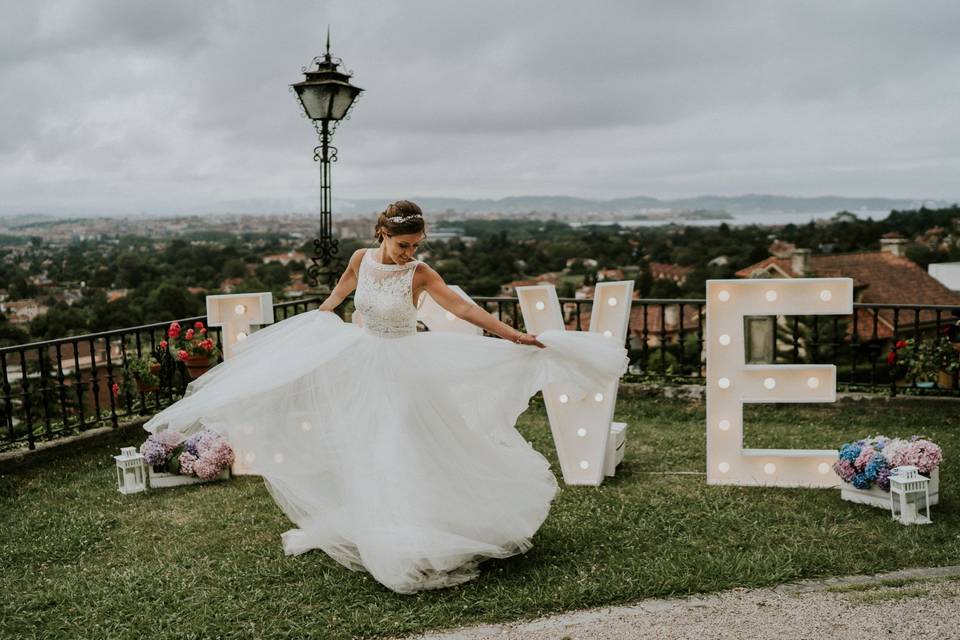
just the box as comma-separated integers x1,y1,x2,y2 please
365,248,419,271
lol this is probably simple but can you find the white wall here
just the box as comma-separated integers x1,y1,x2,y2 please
928,262,960,292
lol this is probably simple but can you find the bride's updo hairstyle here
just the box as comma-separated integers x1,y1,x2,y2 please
374,200,427,243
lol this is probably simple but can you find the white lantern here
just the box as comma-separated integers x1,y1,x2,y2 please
114,446,147,494
889,466,932,525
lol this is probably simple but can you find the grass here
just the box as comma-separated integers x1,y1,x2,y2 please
1,394,958,639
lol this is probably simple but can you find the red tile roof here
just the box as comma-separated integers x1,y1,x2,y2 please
564,301,702,337
649,262,693,282
736,251,960,338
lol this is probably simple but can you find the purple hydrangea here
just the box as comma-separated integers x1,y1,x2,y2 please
183,432,203,457
139,438,171,466
876,467,892,491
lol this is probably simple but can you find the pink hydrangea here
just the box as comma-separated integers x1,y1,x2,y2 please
153,430,184,450
882,439,911,467
178,451,198,476
192,457,219,480
900,439,943,474
853,446,875,472
833,459,856,482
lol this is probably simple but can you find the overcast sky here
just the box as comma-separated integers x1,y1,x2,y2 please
1,0,958,216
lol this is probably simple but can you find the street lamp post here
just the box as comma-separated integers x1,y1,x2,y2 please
291,32,363,291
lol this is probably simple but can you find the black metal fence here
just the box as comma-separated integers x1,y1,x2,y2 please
2,296,958,452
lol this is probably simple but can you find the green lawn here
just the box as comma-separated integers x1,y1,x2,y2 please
1,394,957,639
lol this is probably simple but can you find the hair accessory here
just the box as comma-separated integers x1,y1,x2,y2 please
386,214,423,223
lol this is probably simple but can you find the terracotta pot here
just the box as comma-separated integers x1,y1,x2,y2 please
937,370,956,389
137,363,163,393
185,355,212,379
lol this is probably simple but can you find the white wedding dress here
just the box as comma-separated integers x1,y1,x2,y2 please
144,248,629,593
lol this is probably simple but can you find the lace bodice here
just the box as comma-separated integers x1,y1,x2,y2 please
354,249,420,338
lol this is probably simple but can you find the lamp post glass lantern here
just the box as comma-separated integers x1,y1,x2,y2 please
291,30,363,291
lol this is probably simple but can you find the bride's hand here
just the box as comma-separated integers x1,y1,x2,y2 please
515,332,546,349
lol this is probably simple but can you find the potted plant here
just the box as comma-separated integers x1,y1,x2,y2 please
110,344,167,403
125,354,162,393
834,435,942,509
139,428,234,488
166,320,221,378
886,335,960,388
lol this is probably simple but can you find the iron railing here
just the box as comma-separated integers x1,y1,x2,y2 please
2,296,958,452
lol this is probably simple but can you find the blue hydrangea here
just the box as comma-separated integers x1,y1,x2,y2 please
864,453,889,481
851,473,870,490
838,443,862,464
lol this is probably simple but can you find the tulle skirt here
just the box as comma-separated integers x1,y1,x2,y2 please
144,309,629,593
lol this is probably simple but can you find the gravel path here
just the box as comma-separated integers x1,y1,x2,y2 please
397,566,960,640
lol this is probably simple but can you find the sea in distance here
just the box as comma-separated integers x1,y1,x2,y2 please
569,208,891,228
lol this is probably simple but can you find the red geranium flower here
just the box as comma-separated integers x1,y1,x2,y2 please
159,340,168,349
168,326,181,339
185,328,195,340
886,351,897,365
111,382,120,398
194,321,204,329
177,349,189,362
895,340,907,349
199,327,207,334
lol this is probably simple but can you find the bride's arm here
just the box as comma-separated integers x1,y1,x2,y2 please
318,250,364,312
420,265,545,348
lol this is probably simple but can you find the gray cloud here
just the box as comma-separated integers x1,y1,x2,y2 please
0,0,958,215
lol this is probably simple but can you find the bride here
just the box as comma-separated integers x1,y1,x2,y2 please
144,200,628,594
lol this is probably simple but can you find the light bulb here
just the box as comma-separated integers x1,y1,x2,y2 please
234,303,247,315
559,394,569,403
576,428,587,437
718,377,731,389
718,462,730,473
765,290,777,302
607,297,617,307
718,419,731,431
535,301,545,311
764,463,776,475
818,463,830,474
718,290,730,302
807,376,820,389
763,377,776,390
236,331,247,342
719,334,731,346
579,460,589,470
819,289,832,302
603,330,613,338
594,392,604,402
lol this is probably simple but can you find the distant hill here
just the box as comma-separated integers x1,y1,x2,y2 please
337,194,948,216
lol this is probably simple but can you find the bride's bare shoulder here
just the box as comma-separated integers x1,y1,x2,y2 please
348,248,367,272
